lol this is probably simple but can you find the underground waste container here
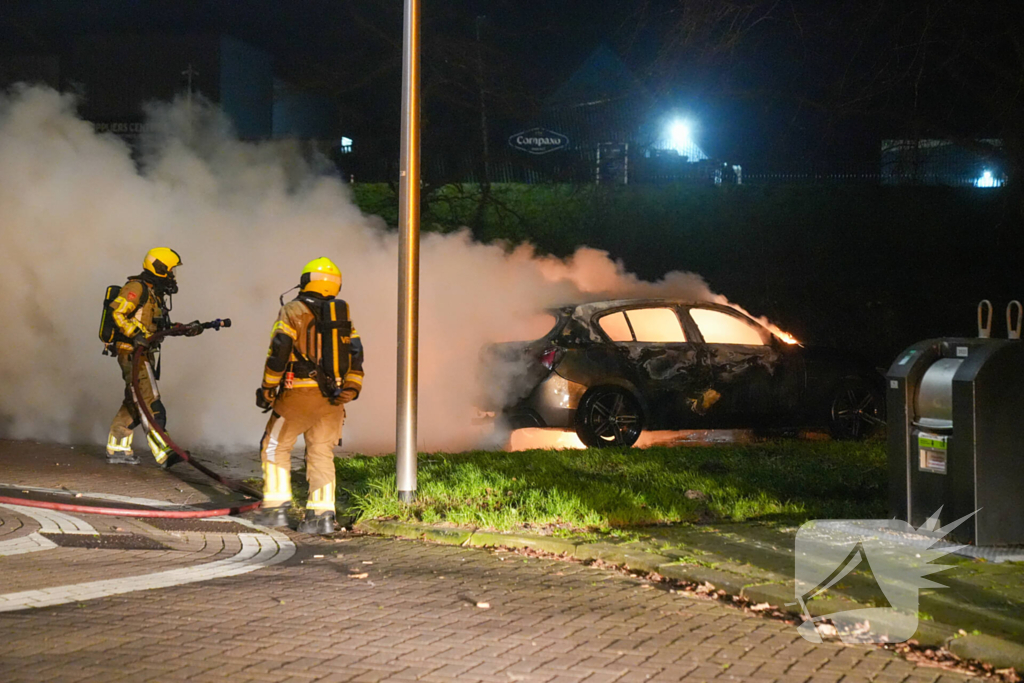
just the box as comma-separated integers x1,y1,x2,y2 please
886,303,1024,546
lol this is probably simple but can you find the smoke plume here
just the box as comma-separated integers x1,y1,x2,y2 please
0,86,735,454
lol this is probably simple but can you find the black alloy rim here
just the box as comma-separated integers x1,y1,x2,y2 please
832,386,885,438
589,392,641,445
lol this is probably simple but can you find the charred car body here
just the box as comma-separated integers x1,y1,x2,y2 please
482,299,884,447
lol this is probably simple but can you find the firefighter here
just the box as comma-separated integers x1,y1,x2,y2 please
105,248,199,466
254,257,364,534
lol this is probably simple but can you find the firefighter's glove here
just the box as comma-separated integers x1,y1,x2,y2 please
338,388,358,404
132,334,151,350
183,321,204,337
256,387,276,412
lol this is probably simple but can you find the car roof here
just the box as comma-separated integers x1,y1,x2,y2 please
549,298,706,311
569,298,734,314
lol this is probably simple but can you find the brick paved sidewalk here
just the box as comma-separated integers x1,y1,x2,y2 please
0,533,972,683
0,439,248,506
0,441,974,682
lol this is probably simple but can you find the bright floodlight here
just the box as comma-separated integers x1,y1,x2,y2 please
975,170,1001,188
668,120,692,152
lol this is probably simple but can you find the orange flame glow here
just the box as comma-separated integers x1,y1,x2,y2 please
773,329,800,345
508,428,758,451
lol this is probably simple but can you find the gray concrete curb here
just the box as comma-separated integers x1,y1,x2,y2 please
355,519,1024,671
948,634,1024,671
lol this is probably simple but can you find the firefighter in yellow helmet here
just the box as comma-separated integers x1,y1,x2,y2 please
105,248,199,467
254,257,365,534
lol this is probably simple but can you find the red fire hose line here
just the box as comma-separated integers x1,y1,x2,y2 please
0,322,265,520
0,495,261,518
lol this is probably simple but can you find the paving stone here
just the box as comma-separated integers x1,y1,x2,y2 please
0,441,981,683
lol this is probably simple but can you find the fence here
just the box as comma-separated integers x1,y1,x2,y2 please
336,150,1009,188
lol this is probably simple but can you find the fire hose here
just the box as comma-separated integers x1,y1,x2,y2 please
0,318,266,519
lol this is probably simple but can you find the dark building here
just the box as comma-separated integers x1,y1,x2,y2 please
1,33,338,145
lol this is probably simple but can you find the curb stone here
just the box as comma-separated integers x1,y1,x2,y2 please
948,634,1024,671
355,518,1023,670
918,591,1024,644
423,526,475,545
355,520,577,555
741,582,796,611
575,543,672,572
355,519,436,540
657,564,752,595
740,583,960,648
573,542,620,562
466,531,576,555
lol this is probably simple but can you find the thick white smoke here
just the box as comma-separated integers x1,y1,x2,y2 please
0,86,734,454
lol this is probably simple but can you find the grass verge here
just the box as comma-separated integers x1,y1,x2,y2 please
326,440,886,533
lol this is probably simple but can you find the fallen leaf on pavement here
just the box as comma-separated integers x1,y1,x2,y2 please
816,623,839,638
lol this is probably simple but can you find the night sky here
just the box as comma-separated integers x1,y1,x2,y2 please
0,1,1019,172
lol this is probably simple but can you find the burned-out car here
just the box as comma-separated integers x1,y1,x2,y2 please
481,299,885,447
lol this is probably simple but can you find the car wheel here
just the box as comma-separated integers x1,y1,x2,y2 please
828,377,885,440
575,387,643,448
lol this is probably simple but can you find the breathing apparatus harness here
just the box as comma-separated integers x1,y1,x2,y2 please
273,287,354,406
99,271,178,357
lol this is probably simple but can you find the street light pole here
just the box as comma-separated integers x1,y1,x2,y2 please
396,0,422,504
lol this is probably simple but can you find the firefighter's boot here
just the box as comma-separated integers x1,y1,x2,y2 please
106,433,140,465
297,510,336,535
158,452,185,470
253,503,291,528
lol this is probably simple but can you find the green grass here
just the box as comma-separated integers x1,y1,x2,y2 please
327,440,887,533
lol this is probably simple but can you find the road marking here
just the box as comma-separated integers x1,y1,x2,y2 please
0,533,58,556
0,483,203,509
0,503,98,535
0,531,294,611
0,495,295,610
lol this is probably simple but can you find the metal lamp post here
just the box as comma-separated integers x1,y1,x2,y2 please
396,0,421,504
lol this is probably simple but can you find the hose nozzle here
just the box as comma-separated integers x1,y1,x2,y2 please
203,318,231,331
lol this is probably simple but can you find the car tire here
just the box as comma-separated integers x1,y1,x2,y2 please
575,387,644,448
828,377,885,440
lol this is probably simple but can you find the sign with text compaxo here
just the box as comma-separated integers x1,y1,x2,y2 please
508,128,569,155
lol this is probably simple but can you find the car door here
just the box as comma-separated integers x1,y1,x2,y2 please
593,305,713,429
682,306,784,427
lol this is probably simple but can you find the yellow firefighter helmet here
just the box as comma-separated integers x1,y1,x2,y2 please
143,247,182,278
300,257,342,298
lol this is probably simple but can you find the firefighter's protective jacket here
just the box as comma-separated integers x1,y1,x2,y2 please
261,294,364,398
108,274,164,354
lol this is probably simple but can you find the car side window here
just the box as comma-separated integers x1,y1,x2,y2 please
690,308,767,345
625,307,687,343
598,311,633,342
